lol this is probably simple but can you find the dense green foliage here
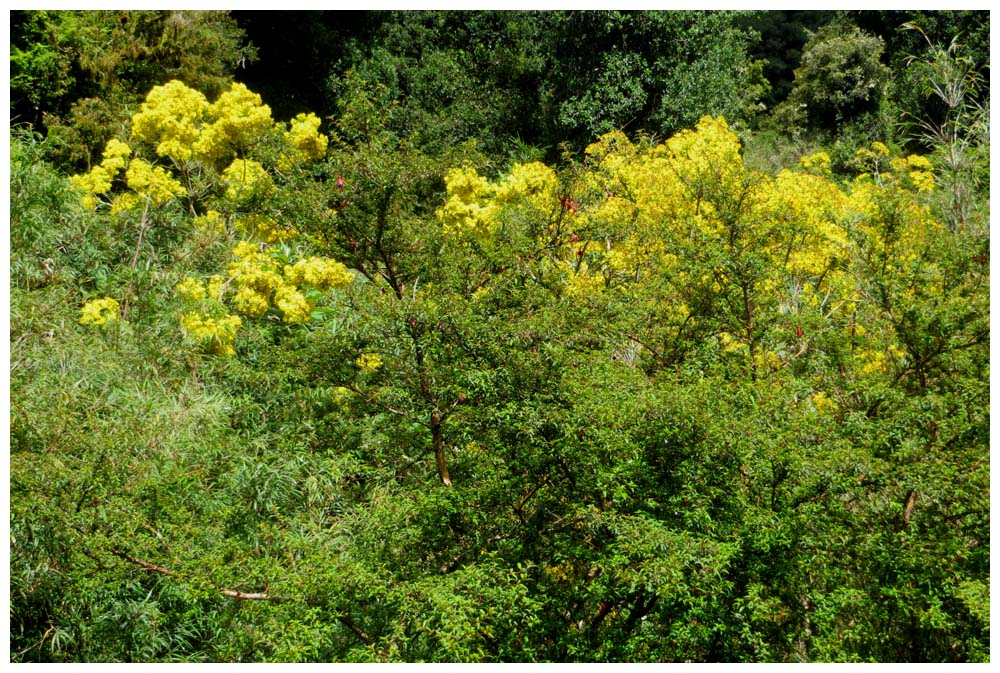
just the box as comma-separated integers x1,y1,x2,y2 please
9,9,990,663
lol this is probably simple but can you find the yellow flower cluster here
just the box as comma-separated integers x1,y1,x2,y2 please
69,139,132,209
799,151,832,175
223,241,353,323
284,256,353,290
355,352,383,373
273,285,312,323
493,161,560,211
437,166,497,237
284,112,329,162
126,158,187,205
176,277,207,301
131,80,209,161
222,159,273,204
236,214,296,243
855,345,906,376
227,241,284,317
194,83,274,161
193,210,226,235
130,80,279,164
890,154,935,192
79,297,120,327
180,311,242,357
810,391,838,414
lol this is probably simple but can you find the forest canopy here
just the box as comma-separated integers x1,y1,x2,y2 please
9,9,990,663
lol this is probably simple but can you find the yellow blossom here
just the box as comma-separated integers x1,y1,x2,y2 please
130,80,209,161
800,151,831,175
232,286,270,317
194,210,226,234
274,285,312,323
79,297,120,327
193,82,273,161
176,277,207,302
236,214,295,243
180,311,241,356
126,158,187,204
222,159,273,203
284,112,329,161
355,352,383,373
811,391,837,414
284,257,353,290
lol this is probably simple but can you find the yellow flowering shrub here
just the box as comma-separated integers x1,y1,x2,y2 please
431,114,947,385
79,297,120,327
215,240,354,325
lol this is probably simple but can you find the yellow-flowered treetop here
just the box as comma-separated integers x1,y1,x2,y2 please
439,115,940,388
64,79,351,357
193,82,274,162
70,80,329,211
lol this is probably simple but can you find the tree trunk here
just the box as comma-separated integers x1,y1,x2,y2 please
432,409,451,486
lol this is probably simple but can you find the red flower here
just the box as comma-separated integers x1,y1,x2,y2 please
337,174,344,191
796,326,804,338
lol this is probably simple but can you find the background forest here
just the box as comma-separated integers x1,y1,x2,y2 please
9,9,990,662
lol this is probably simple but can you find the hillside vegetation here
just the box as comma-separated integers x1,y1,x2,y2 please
9,10,989,662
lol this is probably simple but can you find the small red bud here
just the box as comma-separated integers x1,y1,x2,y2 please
576,248,584,257
571,233,579,242
410,320,417,328
337,174,344,190
796,326,804,338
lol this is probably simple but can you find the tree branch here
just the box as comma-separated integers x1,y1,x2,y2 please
111,548,289,602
